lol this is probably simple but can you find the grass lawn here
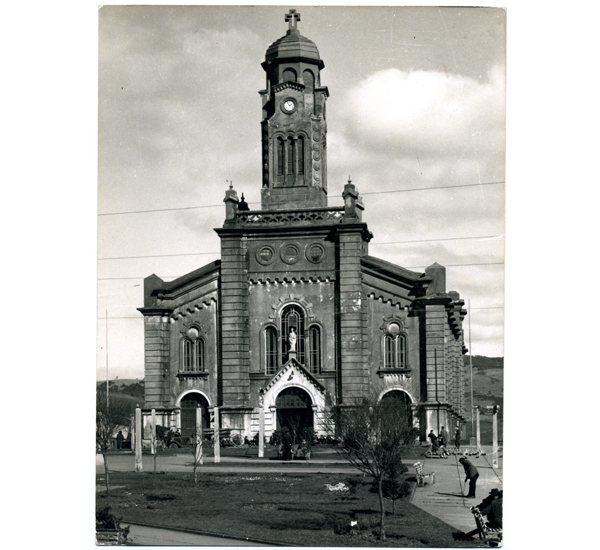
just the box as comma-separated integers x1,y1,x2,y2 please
97,470,480,547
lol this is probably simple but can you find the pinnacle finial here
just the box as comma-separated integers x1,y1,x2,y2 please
285,9,301,31
348,175,352,185
227,180,233,190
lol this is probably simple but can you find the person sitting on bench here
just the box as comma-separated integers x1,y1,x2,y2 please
456,489,503,540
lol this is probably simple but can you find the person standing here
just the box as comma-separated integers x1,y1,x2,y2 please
454,426,461,449
440,426,450,446
282,428,292,461
116,430,124,450
428,430,440,451
459,457,479,498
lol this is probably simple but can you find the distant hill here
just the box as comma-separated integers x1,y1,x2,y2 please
97,379,145,401
463,355,503,444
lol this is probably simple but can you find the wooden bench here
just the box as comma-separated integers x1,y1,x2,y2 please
291,444,311,460
471,507,502,546
413,461,435,486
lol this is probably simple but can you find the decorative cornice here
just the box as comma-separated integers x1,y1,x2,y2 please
170,297,217,321
250,275,332,286
272,81,305,94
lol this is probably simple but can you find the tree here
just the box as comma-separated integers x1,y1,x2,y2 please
96,390,136,495
329,393,415,541
371,460,410,514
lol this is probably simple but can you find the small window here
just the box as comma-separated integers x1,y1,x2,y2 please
287,137,295,175
297,136,304,175
265,326,278,375
277,137,284,176
308,325,321,374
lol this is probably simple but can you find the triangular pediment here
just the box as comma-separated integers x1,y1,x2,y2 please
261,358,326,396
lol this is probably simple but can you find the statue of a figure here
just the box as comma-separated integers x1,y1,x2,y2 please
288,327,297,352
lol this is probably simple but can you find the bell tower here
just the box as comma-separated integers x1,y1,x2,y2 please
259,9,329,210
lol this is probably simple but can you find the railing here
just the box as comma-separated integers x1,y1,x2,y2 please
236,207,345,225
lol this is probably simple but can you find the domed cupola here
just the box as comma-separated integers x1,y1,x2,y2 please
259,9,329,211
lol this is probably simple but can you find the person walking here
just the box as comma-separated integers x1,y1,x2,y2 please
459,457,479,498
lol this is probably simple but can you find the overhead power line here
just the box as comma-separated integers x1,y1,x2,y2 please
97,261,504,281
97,180,505,217
98,305,504,319
97,234,504,261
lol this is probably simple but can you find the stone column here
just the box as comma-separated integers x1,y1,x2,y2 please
213,406,221,464
258,407,265,458
150,408,156,455
195,406,204,466
474,406,481,452
135,405,142,473
492,405,499,468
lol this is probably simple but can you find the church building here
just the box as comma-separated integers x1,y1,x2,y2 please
138,10,470,443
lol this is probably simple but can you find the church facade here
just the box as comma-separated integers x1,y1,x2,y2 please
138,11,470,443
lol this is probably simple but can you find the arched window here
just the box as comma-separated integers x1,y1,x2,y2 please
183,339,193,371
282,68,297,83
383,322,407,369
303,69,314,91
281,305,305,364
297,136,304,175
265,326,278,375
277,137,284,176
181,335,205,372
308,325,321,374
286,137,295,175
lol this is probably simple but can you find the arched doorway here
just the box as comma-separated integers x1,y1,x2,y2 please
276,387,313,441
381,390,413,440
180,392,210,439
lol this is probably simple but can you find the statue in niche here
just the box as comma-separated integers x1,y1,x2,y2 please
288,327,297,352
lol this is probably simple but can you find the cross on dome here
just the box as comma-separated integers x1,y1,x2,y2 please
285,9,301,31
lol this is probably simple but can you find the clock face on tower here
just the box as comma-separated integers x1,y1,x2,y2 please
281,98,297,114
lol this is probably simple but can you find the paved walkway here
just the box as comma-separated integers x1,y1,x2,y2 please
121,523,269,546
97,446,502,545
411,450,503,533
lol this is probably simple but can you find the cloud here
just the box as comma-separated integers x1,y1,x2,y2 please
339,65,505,158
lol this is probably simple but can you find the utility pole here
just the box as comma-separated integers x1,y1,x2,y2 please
106,310,109,411
468,300,473,440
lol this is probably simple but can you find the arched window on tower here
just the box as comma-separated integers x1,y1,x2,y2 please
286,137,295,175
308,325,321,374
277,137,284,176
297,136,304,175
265,326,278,375
282,68,297,83
303,69,315,91
282,305,305,364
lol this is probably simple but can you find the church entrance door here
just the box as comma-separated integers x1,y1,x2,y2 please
180,393,210,440
275,387,313,442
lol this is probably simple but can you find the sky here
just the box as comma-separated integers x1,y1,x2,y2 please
97,5,506,380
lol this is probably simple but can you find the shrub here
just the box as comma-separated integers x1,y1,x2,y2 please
96,505,130,542
331,517,352,535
